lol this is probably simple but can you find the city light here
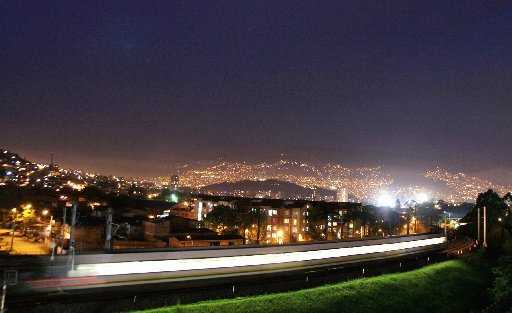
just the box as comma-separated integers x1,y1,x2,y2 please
377,192,394,207
415,192,429,204
2,146,506,204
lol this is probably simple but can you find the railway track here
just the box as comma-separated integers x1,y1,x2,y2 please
3,234,467,313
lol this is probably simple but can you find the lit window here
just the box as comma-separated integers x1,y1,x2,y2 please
284,218,289,224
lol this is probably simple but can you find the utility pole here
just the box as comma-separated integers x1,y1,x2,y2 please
1,280,6,313
63,205,67,229
69,202,77,270
483,206,488,248
47,214,55,261
9,225,15,253
477,206,480,245
444,212,447,237
105,208,113,251
49,215,53,238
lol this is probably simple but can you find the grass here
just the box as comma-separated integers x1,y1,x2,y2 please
131,260,489,313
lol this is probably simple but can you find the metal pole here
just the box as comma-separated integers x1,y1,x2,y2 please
63,205,67,228
50,243,56,262
483,206,488,248
477,207,480,245
70,202,77,270
49,215,55,261
49,215,53,240
105,208,113,251
9,226,15,253
444,212,447,237
1,281,6,313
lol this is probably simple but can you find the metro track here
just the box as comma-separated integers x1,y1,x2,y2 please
3,234,469,313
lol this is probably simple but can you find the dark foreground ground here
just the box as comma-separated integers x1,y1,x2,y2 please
12,258,489,313
131,260,488,313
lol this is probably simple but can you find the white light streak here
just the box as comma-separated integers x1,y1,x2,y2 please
71,237,446,277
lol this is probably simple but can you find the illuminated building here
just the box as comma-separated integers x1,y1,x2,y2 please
170,175,179,190
336,188,348,202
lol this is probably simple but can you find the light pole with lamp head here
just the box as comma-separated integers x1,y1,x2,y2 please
9,208,17,253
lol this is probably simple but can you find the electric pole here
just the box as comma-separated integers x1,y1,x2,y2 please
105,208,113,251
1,280,6,313
70,202,77,270
483,206,488,248
477,206,480,245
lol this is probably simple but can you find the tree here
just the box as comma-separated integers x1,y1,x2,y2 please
383,209,401,236
21,205,35,219
501,193,512,237
204,205,239,234
237,207,267,244
342,206,376,238
459,189,512,249
403,200,418,235
82,185,107,201
306,205,333,240
254,207,264,244
237,208,253,244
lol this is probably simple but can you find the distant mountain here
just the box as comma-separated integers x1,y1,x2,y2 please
199,179,336,201
178,159,392,202
472,168,512,186
5,146,509,204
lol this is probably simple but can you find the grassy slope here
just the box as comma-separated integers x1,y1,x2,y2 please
133,260,488,313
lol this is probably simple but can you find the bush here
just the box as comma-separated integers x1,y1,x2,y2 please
483,256,512,313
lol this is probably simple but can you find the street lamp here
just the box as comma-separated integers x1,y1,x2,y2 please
40,208,55,258
8,208,18,253
443,211,448,237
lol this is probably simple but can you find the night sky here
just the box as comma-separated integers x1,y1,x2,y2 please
1,1,512,177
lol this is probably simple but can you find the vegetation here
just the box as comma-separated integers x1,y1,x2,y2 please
204,205,267,243
459,189,512,249
204,205,240,234
485,252,512,313
456,189,512,313
131,260,488,313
